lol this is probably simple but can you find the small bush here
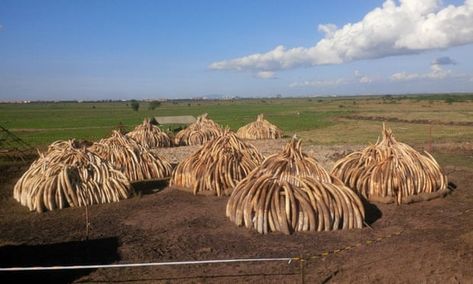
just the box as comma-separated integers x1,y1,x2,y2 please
130,100,140,111
148,100,161,110
445,97,455,105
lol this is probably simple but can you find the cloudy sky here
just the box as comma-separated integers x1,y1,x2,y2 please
1,0,473,100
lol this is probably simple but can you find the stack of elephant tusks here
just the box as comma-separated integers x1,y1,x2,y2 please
13,139,132,212
90,130,173,182
127,118,172,148
226,136,365,234
170,130,264,196
237,113,283,140
174,113,223,146
331,123,448,204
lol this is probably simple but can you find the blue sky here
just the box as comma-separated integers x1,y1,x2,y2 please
1,0,473,100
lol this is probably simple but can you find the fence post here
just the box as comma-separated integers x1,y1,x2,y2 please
299,257,305,284
429,121,433,153
85,205,90,240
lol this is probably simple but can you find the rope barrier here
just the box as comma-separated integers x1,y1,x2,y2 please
0,230,406,272
1,208,469,274
0,257,294,272
309,230,403,260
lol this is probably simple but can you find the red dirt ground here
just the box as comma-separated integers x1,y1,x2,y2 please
0,141,472,283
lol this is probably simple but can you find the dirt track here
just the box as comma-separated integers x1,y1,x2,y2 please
343,114,473,127
1,140,472,283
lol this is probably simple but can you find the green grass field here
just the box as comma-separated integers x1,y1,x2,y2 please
1,95,473,148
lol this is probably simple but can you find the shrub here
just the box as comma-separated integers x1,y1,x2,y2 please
130,100,140,111
148,100,161,110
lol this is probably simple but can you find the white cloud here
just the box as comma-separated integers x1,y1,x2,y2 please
291,69,375,88
210,0,473,72
359,76,374,84
290,78,347,88
354,70,374,83
256,71,276,79
391,72,420,81
391,63,452,81
428,64,451,79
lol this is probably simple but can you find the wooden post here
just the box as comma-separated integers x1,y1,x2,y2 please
85,205,90,240
300,257,305,284
429,122,433,153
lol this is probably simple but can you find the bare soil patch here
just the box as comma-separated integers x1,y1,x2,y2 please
343,114,473,127
1,140,472,283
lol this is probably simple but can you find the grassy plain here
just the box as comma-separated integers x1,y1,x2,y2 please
1,95,473,148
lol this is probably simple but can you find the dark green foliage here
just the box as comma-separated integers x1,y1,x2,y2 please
148,101,161,110
130,100,140,111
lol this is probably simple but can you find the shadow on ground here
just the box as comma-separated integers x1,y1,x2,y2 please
131,178,170,196
361,197,382,225
0,237,120,283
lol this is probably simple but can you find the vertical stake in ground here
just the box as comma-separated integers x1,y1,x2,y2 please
85,205,90,240
429,121,433,153
299,257,305,284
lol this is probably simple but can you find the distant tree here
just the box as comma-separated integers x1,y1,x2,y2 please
445,97,455,105
148,100,161,110
130,100,140,111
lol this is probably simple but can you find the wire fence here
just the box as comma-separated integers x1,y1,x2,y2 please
0,229,406,283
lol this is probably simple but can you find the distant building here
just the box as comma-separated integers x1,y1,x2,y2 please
152,115,196,125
